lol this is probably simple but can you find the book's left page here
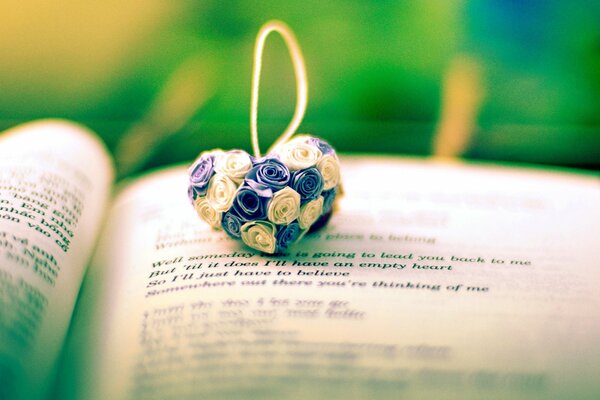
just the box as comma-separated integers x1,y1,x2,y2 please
0,121,113,400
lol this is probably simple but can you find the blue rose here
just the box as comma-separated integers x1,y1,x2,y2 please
222,210,244,239
189,153,217,197
231,185,272,220
290,167,324,203
321,188,337,214
276,222,302,251
308,137,335,156
246,157,290,192
187,186,196,203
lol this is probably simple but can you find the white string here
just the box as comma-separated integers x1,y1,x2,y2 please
251,20,308,158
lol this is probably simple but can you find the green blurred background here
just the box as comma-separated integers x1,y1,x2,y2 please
1,0,599,172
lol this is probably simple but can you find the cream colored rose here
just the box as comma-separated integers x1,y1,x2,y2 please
278,140,322,171
316,154,340,190
267,187,300,225
285,135,311,146
215,150,252,184
193,197,222,229
206,173,237,212
195,148,224,163
298,196,324,229
240,220,277,253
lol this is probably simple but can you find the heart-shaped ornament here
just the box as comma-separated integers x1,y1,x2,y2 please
187,135,340,254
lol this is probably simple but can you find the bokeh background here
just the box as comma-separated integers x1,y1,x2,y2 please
1,1,599,174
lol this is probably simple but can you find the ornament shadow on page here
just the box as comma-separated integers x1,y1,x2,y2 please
187,20,342,254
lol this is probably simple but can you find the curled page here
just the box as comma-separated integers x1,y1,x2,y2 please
0,121,113,400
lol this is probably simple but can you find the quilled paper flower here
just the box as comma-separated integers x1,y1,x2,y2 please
267,186,300,224
240,220,277,254
189,152,218,199
215,150,253,184
193,197,222,229
290,167,324,203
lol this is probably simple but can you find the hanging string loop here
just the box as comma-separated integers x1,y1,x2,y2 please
250,20,308,158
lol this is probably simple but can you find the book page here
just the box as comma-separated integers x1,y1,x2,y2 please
0,121,113,400
72,157,599,400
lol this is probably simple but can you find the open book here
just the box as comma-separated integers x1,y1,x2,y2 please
1,120,599,400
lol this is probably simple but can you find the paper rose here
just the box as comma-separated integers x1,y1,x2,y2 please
215,150,253,184
298,196,324,229
241,220,277,253
189,151,219,199
193,197,222,229
276,140,322,171
207,173,237,212
188,135,341,254
246,157,290,192
316,154,340,190
232,185,271,220
308,137,335,156
221,210,244,238
267,187,300,225
276,222,302,250
291,167,324,203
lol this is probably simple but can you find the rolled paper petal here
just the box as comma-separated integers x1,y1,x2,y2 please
246,157,290,191
298,196,324,229
251,153,282,165
206,173,237,212
232,185,271,220
193,197,222,229
316,154,340,190
189,151,221,197
267,187,301,225
321,188,337,214
215,150,253,184
277,141,322,171
241,220,277,253
221,210,244,239
291,167,324,203
276,222,302,251
187,186,196,204
245,179,274,198
308,137,335,156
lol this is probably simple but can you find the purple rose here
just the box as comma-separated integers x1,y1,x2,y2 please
321,188,337,214
308,137,336,156
189,153,217,197
291,167,324,203
276,222,302,251
246,157,290,192
222,210,244,239
231,185,272,220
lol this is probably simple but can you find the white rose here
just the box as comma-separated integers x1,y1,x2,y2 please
215,150,252,184
277,140,322,171
193,197,222,229
267,187,301,225
298,196,324,229
206,173,237,212
316,154,340,190
240,220,277,253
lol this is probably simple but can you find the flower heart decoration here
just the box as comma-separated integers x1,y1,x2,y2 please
187,135,340,253
187,21,341,254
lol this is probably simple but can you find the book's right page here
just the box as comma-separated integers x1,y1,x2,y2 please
69,156,600,400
